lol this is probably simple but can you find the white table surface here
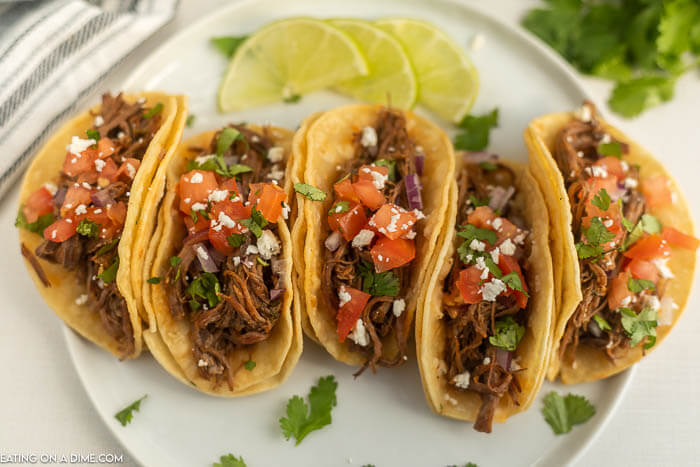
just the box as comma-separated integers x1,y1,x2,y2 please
2,1,699,466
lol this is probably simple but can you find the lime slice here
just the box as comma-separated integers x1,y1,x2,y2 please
375,18,479,122
218,18,369,112
330,18,417,109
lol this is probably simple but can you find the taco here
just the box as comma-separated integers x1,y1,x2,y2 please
525,101,698,384
144,124,301,396
416,154,554,433
17,92,183,359
300,105,454,371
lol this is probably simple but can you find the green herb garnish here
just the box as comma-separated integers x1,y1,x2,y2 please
283,94,302,104
502,272,529,296
592,314,612,331
454,108,499,151
576,217,616,260
186,272,221,310
488,316,525,351
244,360,256,371
15,209,54,234
479,161,498,171
358,259,400,297
598,141,622,158
542,391,595,435
591,188,611,211
210,35,248,57
227,233,246,248
623,213,662,250
628,277,656,293
147,277,162,284
620,306,658,348
457,223,498,246
185,114,196,127
375,159,398,182
213,453,247,467
144,103,163,118
86,128,100,142
114,395,147,427
76,219,100,238
294,183,327,201
98,256,120,284
328,201,350,216
469,194,490,207
280,375,338,445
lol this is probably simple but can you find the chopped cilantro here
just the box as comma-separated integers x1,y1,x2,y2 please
502,272,529,296
479,161,498,171
15,209,54,234
213,453,247,467
114,395,147,427
99,256,119,284
239,207,267,238
488,316,525,351
95,238,119,257
217,128,245,157
375,159,397,181
280,375,338,445
283,94,302,104
86,128,100,142
457,224,498,246
469,194,490,207
147,277,161,284
609,75,676,118
623,213,662,249
627,277,655,293
591,188,611,211
191,210,199,224
454,108,499,151
328,201,350,216
257,257,269,266
244,360,256,371
359,259,400,297
210,35,248,57
294,183,327,201
620,306,658,348
186,272,221,310
576,217,615,260
170,256,182,267
592,314,612,331
76,219,100,238
227,233,246,248
598,141,622,158
542,391,595,435
185,114,196,127
143,103,163,119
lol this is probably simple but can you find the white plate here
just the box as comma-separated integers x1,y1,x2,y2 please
42,0,632,465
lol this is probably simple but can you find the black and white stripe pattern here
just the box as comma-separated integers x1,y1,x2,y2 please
0,0,177,197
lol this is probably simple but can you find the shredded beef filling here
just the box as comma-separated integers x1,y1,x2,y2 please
442,163,530,433
555,101,659,363
321,109,418,373
165,126,284,390
34,93,162,357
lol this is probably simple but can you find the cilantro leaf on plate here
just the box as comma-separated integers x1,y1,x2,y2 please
608,75,676,118
213,453,247,467
211,35,248,58
454,108,499,152
114,395,147,427
542,391,595,435
280,375,338,445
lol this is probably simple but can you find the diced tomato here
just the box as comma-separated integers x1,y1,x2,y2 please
624,234,670,261
467,206,497,229
593,157,625,179
208,229,234,256
85,206,120,239
211,199,250,223
608,270,633,310
641,175,671,210
494,217,521,245
329,203,367,241
23,187,54,223
499,254,529,308
368,204,417,240
183,212,209,235
116,158,141,182
207,199,249,254
43,218,76,242
106,201,127,226
333,178,360,204
63,147,98,177
219,177,240,197
61,186,92,218
336,287,371,343
357,164,389,183
627,259,659,284
456,266,483,304
178,170,218,213
370,237,415,272
248,182,286,222
98,158,119,183
352,179,385,210
584,177,621,216
97,138,116,158
662,226,700,251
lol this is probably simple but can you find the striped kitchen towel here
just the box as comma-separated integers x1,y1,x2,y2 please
0,0,178,198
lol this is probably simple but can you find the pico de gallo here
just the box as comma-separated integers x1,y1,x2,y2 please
16,93,163,357
555,101,699,364
164,125,290,390
441,156,531,433
322,108,425,373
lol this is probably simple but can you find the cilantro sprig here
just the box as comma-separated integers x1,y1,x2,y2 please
454,108,499,151
542,391,595,435
114,395,147,427
76,219,100,238
213,453,247,467
98,256,120,284
576,217,616,260
623,213,662,250
15,209,54,234
239,206,268,238
358,259,400,297
186,272,221,311
280,375,338,445
620,306,658,348
294,183,327,201
489,316,525,351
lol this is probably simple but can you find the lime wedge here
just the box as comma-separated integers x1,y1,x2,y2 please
217,18,369,112
330,18,417,109
375,18,479,122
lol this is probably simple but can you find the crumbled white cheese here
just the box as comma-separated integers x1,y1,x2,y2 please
349,319,370,347
603,218,613,228
191,202,207,212
245,245,259,256
402,231,416,240
481,278,506,301
74,294,88,306
42,182,58,195
352,229,375,248
117,131,125,139
257,230,280,259
195,244,209,261
601,134,612,144
197,359,208,367
281,202,290,220
490,247,500,265
620,295,632,307
469,239,486,252
338,285,352,307
624,177,638,189
643,294,661,312
217,211,236,229
233,256,241,266
652,258,674,279
125,162,136,179
206,189,227,203
412,209,425,220
190,172,203,184
267,146,284,162
620,161,629,172
492,218,503,231
500,238,516,256
586,165,608,178
514,232,527,245
577,104,592,122
360,126,377,147
392,299,405,318
453,371,471,389
66,136,96,156
74,204,87,215
94,159,106,172
470,33,486,52
483,357,491,365
415,145,424,154
368,168,388,190
267,166,285,180
93,115,104,126
475,256,489,280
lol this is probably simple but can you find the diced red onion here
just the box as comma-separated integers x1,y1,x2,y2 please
325,231,342,252
270,288,284,301
193,242,218,273
415,154,425,176
495,348,513,371
53,186,67,208
271,258,287,276
91,189,115,208
460,151,498,164
588,319,602,338
184,229,209,246
209,246,226,267
488,186,515,212
405,173,423,211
